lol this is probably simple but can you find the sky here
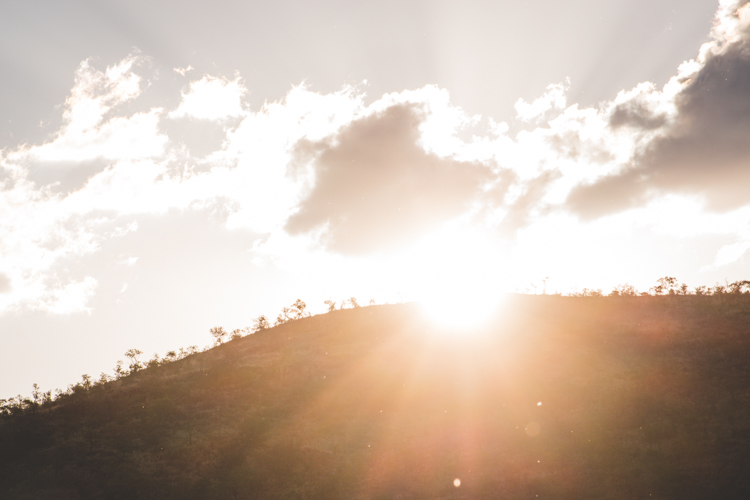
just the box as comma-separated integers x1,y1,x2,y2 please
2,0,749,397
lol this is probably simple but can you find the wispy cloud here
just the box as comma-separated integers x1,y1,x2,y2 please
708,240,750,269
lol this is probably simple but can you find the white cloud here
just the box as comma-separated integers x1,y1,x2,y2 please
39,276,98,315
64,56,142,133
514,82,568,122
169,75,247,121
173,65,194,76
4,55,167,170
116,254,139,267
4,4,750,317
26,109,166,163
708,240,750,269
0,274,98,315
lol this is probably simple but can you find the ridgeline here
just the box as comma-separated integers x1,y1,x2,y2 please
2,295,750,499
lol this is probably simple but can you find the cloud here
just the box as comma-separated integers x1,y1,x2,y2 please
566,168,646,220
0,57,171,314
0,67,367,314
35,55,165,163
2,55,167,196
285,102,494,254
608,82,669,130
498,170,560,232
566,0,750,216
709,240,750,268
36,276,98,315
6,54,645,312
173,65,194,76
5,1,750,317
0,273,10,294
117,256,139,266
169,76,247,121
161,118,228,159
514,82,568,123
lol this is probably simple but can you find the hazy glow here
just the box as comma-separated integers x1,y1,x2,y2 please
414,225,504,329
420,288,499,329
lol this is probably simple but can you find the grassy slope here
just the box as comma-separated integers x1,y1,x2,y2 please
1,296,750,499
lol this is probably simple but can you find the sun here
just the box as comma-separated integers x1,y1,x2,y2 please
409,225,506,331
419,288,500,329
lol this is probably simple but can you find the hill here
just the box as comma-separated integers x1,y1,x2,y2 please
2,295,750,499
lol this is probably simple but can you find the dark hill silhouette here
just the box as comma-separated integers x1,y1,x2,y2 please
2,295,750,499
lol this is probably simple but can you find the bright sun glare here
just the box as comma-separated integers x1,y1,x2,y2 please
420,289,500,329
411,225,505,330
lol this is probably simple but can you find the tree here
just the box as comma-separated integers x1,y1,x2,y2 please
253,315,270,332
124,349,143,374
275,307,293,326
291,299,310,319
147,353,161,368
29,384,43,412
728,280,750,294
570,288,603,297
210,326,228,345
31,383,41,406
230,329,242,340
650,276,678,295
274,299,312,326
113,360,126,379
324,300,337,313
349,297,360,308
610,284,637,296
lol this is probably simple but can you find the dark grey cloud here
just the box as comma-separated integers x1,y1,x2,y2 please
285,103,493,254
568,2,750,217
609,100,667,130
0,273,10,294
566,168,648,220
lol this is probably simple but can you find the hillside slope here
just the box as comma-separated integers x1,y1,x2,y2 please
2,296,750,499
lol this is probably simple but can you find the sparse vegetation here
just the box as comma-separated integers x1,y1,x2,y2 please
253,315,271,332
210,326,229,345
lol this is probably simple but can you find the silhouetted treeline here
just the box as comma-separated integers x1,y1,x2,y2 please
3,278,749,415
569,276,750,297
